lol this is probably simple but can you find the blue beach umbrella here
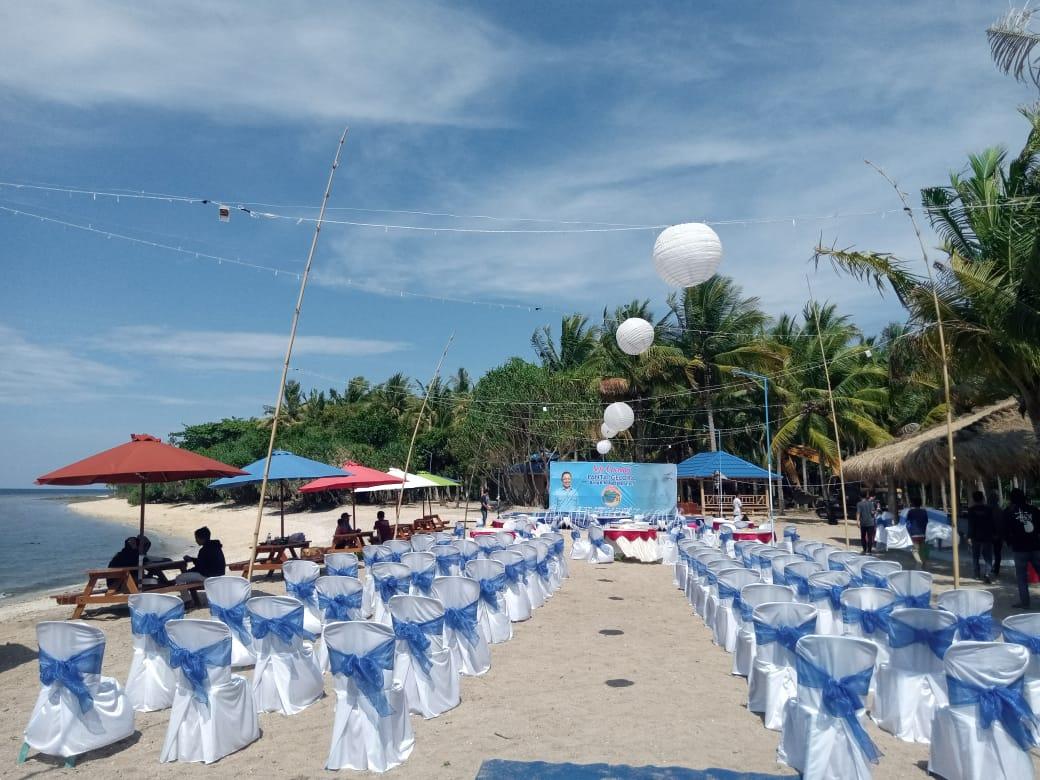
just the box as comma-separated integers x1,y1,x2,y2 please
209,450,351,538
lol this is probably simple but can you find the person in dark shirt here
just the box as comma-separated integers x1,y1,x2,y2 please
906,496,930,570
107,537,140,589
373,510,393,543
966,491,998,583
333,512,355,549
1004,488,1040,608
182,526,225,579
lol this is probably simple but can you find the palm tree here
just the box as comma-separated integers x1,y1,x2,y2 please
531,314,600,374
259,379,307,429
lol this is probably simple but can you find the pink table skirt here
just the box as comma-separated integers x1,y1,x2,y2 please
604,529,657,542
471,529,514,538
712,520,758,531
732,530,773,542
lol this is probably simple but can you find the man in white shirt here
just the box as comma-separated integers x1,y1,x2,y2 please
732,495,742,520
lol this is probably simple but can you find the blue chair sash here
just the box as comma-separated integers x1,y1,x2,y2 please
392,614,445,675
785,571,811,598
796,655,881,763
592,536,613,554
570,530,580,541
286,578,317,603
435,553,462,576
453,524,465,538
435,538,454,546
503,560,526,585
168,637,232,706
318,590,363,621
250,606,316,643
861,570,891,589
374,574,406,604
784,527,800,541
38,644,104,713
717,582,749,622
388,551,403,563
887,616,957,659
534,558,551,582
828,559,848,573
808,582,846,610
328,637,395,717
477,573,507,612
753,615,816,652
410,568,435,594
443,600,481,646
892,592,930,609
130,600,184,649
326,563,359,578
1003,624,1040,654
209,600,251,647
460,551,478,569
719,531,733,545
842,602,895,637
953,613,996,641
365,549,389,565
946,675,1039,751
552,539,564,558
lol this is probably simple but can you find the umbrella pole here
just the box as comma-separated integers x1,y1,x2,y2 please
351,490,357,533
280,482,285,539
137,483,146,584
247,129,349,580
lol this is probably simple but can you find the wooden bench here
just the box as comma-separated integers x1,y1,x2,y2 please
228,540,311,577
54,561,203,619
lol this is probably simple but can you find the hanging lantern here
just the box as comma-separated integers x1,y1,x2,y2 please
652,222,722,287
603,401,634,432
596,439,612,455
615,317,655,356
600,422,617,439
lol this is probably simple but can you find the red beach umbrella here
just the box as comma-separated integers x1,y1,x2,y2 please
36,433,247,579
298,461,404,525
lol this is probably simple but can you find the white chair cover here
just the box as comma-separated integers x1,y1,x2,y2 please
23,622,134,760
205,576,255,668
859,560,902,590
323,621,414,772
385,539,412,561
490,549,532,622
806,571,851,636
495,530,515,550
431,576,491,676
887,570,932,610
431,543,463,578
474,535,500,558
770,554,804,591
929,641,1037,780
782,560,823,605
369,562,412,626
878,522,913,550
811,545,840,570
871,607,956,743
388,594,460,718
465,558,513,644
545,532,569,584
410,533,434,552
843,556,880,588
313,575,364,671
570,528,592,560
517,543,545,609
362,545,392,617
282,559,322,636
747,602,818,730
756,547,790,585
840,587,898,671
324,552,359,578
714,568,761,652
586,525,614,564
733,583,796,677
454,538,480,573
777,635,880,780
159,619,259,764
937,588,997,642
692,551,727,615
673,539,696,591
1002,613,1040,713
125,592,184,711
247,596,324,715
401,551,437,598
432,531,454,545
827,551,861,579
704,560,742,631
529,539,554,605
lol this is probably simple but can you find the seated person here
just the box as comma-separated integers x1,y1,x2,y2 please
373,510,393,543
332,512,356,549
177,526,226,583
107,537,140,589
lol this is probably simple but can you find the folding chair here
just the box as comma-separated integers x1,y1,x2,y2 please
126,592,184,711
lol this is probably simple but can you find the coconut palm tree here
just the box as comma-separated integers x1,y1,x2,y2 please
530,314,600,374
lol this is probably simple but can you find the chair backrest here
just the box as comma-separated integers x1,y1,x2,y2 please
1003,613,1040,679
794,634,878,711
843,555,878,577
283,559,320,585
740,583,796,613
37,621,106,689
465,557,506,584
432,531,454,545
455,538,479,561
944,641,1031,722
473,535,500,555
529,539,550,563
860,560,902,588
828,551,860,572
784,561,823,597
370,562,411,599
771,554,804,584
887,607,958,673
430,543,462,574
247,594,303,621
166,618,232,689
430,575,480,610
937,588,994,618
706,558,741,584
806,570,851,610
388,594,446,651
385,539,411,559
750,601,818,665
516,543,537,568
841,587,898,640
799,541,824,560
495,531,514,548
364,544,391,565
324,619,395,659
887,570,932,607
324,552,359,577
315,575,364,621
811,545,839,569
717,568,760,604
401,551,436,574
410,533,435,551
203,575,251,609
128,591,184,616
588,525,605,542
489,549,524,584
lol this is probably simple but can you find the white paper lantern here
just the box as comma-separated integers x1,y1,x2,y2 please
603,401,634,432
615,317,655,356
652,223,723,287
600,422,617,439
596,439,612,455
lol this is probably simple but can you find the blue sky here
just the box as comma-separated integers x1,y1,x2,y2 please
0,1,1033,486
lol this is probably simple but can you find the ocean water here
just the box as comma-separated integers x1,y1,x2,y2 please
0,489,186,601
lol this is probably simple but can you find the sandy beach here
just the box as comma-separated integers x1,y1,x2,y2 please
1,501,1037,777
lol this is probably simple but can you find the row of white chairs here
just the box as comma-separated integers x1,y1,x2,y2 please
21,531,570,772
673,534,1040,780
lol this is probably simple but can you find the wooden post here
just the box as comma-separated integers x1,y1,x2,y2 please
699,479,706,514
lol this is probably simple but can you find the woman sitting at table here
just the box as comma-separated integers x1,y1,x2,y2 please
332,512,356,549
106,535,170,588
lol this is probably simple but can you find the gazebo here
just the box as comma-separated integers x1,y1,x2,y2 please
676,450,780,516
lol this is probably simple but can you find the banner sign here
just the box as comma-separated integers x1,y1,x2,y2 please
548,462,677,514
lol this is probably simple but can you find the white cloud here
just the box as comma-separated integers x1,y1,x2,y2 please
0,1,532,126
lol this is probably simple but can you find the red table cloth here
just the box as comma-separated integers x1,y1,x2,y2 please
713,520,757,531
732,530,773,542
471,529,514,538
604,528,657,542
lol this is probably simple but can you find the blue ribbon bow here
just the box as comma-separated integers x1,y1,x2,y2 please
947,675,1039,751
753,615,816,652
392,614,445,675
717,582,749,621
435,553,462,576
388,550,403,563
38,644,104,714
249,606,317,643
570,530,580,541
828,559,848,573
842,602,895,636
168,637,232,707
326,563,359,578
130,600,184,649
286,579,317,603
460,551,478,569
453,524,465,538
1004,624,1040,655
808,582,846,610
592,537,613,554
796,655,881,763
318,590,363,621
552,539,564,558
410,568,435,594
374,574,405,604
861,570,891,589
443,600,481,646
534,558,551,582
887,616,957,659
365,548,389,565
892,591,930,609
719,531,733,544
785,571,812,598
953,613,996,641
477,573,507,612
209,601,251,647
784,527,800,541
503,560,526,585
328,637,395,717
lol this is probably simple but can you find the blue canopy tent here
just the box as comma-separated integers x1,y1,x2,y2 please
209,450,350,538
676,450,779,516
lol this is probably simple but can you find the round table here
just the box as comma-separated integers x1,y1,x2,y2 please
603,528,659,562
731,530,773,543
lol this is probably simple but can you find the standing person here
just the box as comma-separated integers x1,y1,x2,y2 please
732,495,742,521
480,487,490,527
1004,488,1040,609
906,496,930,569
966,491,997,583
856,492,877,554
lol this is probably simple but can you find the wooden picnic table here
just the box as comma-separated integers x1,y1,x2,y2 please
229,539,311,576
54,559,203,619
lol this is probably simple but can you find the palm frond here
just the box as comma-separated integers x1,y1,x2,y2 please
988,7,1040,89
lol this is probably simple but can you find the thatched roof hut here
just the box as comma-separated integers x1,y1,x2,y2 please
843,399,1038,485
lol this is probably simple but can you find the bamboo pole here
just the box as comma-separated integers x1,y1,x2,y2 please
247,128,349,580
806,276,851,551
867,161,961,587
393,332,456,538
